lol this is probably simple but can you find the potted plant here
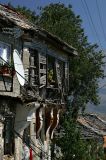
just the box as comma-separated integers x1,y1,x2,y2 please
0,63,16,77
48,69,55,87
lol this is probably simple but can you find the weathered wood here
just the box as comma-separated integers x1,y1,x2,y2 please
39,53,47,85
55,60,62,89
30,69,35,77
40,69,46,74
28,49,39,86
30,56,35,66
47,46,68,62
24,68,29,84
39,54,46,64
23,48,30,70
40,75,46,85
24,41,47,53
77,114,106,142
30,66,36,69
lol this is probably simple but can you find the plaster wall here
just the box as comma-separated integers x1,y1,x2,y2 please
0,33,22,97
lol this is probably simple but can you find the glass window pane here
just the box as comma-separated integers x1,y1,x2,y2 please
0,42,10,64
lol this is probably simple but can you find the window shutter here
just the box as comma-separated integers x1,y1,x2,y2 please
39,53,46,86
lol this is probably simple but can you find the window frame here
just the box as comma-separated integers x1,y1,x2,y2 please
0,41,11,65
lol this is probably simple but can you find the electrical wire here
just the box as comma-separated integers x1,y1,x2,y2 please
83,0,103,50
81,0,97,42
80,0,106,91
0,56,56,159
15,129,53,159
17,131,54,159
29,137,52,159
0,118,54,159
17,125,54,159
0,55,38,96
13,129,42,158
95,0,106,43
98,83,106,90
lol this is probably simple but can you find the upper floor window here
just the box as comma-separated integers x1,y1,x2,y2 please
47,55,56,87
0,42,11,65
56,60,65,89
47,55,65,89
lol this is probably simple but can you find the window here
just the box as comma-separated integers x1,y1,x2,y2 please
56,60,65,89
0,42,11,65
47,55,56,87
47,55,65,88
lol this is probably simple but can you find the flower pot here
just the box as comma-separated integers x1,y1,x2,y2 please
0,65,15,77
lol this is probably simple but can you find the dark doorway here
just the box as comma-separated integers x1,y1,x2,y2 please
4,116,14,155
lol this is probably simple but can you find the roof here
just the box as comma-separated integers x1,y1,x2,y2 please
0,4,36,29
77,114,106,138
0,4,77,56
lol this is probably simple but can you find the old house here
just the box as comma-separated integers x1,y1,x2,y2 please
0,4,77,160
77,114,106,142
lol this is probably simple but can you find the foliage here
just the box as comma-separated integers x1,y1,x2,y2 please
11,3,105,159
11,3,105,116
38,3,105,118
16,5,38,24
54,107,105,160
48,69,54,84
6,2,38,24
56,117,87,159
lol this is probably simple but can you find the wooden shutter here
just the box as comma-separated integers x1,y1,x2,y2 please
29,49,39,86
23,48,30,85
55,59,62,89
39,53,46,86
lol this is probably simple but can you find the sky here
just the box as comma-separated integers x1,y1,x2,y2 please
0,0,106,114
